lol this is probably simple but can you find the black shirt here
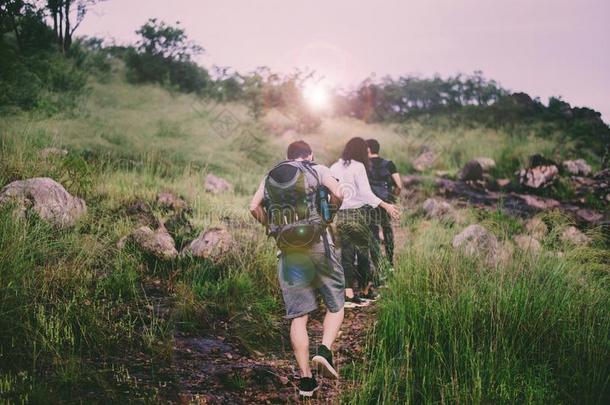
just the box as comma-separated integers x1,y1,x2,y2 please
370,157,398,176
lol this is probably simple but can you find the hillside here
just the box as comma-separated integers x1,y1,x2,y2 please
1,70,609,403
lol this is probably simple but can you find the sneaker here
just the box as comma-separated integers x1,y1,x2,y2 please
361,290,380,301
312,345,339,379
344,296,369,308
298,376,318,397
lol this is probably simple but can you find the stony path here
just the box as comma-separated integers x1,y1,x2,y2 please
165,305,376,404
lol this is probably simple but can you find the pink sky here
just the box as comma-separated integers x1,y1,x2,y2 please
80,0,610,121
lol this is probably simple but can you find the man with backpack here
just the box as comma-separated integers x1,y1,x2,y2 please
366,139,402,269
249,141,344,398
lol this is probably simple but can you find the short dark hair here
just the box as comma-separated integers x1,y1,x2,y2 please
366,139,380,154
287,140,312,159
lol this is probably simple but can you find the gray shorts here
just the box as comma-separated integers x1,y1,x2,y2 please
278,237,345,319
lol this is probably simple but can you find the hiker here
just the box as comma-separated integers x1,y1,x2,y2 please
330,137,400,306
249,140,345,398
366,138,402,270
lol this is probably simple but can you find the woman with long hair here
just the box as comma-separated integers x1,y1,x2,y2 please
330,137,400,305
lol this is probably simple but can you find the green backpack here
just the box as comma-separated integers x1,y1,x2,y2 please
263,160,326,250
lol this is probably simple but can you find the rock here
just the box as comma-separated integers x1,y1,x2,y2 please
514,234,542,254
422,198,459,222
562,159,592,176
528,154,558,168
473,157,496,171
402,175,422,188
560,226,591,246
525,217,548,240
39,147,68,158
496,178,511,188
412,151,437,172
575,209,603,224
157,191,189,211
458,160,484,182
131,225,178,260
452,224,498,262
0,177,86,227
205,174,233,194
123,198,159,227
495,241,515,266
183,227,232,261
517,194,560,210
516,165,559,188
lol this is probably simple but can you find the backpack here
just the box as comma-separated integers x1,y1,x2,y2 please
368,158,394,202
263,160,326,250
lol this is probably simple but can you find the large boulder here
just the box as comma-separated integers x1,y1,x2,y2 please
452,224,498,262
182,227,232,261
205,174,233,194
562,159,592,176
458,160,484,182
560,226,591,246
0,177,86,227
125,225,178,260
516,165,559,189
412,151,437,172
422,198,459,222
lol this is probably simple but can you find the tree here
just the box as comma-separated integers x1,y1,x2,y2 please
135,18,202,61
46,0,104,53
125,19,209,94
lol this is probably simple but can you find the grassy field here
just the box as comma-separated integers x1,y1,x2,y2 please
346,212,609,404
1,73,608,403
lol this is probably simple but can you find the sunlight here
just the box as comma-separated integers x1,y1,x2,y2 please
303,81,331,111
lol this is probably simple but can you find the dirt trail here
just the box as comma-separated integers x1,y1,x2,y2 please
157,303,374,404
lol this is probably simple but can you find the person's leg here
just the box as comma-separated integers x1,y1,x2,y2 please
340,241,356,298
354,207,373,293
369,207,382,271
290,314,311,377
381,209,395,265
338,211,357,298
322,308,344,349
278,251,318,377
355,244,371,292
313,239,344,379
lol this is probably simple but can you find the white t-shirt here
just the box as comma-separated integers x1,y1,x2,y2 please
330,159,382,210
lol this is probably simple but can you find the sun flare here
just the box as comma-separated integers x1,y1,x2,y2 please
303,82,331,111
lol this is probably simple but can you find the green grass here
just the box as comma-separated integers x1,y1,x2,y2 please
1,72,608,402
346,219,610,404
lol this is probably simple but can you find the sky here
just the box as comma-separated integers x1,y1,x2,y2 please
79,0,610,121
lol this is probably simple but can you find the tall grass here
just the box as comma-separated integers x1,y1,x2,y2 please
347,220,610,404
0,116,284,400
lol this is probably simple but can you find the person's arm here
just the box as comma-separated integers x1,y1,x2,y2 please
322,172,343,209
249,179,267,225
388,161,402,196
391,172,402,196
355,163,401,220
